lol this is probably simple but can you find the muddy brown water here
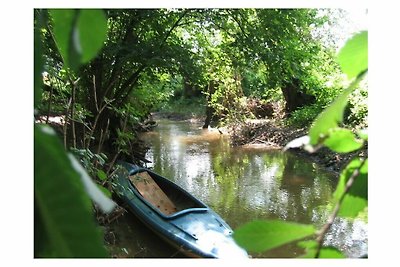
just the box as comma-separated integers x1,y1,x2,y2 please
107,119,367,258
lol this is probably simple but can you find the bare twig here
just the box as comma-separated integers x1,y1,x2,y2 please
70,80,77,148
86,99,115,149
97,118,110,155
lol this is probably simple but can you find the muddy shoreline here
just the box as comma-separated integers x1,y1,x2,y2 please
230,119,367,174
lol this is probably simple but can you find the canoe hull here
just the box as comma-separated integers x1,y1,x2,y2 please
113,162,249,258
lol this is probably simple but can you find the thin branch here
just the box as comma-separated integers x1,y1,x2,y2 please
226,10,250,39
92,75,99,112
107,116,129,175
63,97,72,150
69,77,80,149
314,158,367,258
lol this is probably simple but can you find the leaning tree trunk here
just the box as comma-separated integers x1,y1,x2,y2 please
281,78,315,116
203,81,216,129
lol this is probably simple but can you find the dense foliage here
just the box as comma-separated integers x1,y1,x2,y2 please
34,8,367,258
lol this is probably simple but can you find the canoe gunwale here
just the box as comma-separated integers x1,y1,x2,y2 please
128,185,209,220
126,166,209,219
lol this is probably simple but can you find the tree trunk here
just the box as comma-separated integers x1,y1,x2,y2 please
281,78,315,115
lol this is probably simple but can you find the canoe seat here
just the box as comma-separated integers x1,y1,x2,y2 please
129,171,178,215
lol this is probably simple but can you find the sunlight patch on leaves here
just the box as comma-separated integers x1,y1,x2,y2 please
323,128,364,153
337,31,368,80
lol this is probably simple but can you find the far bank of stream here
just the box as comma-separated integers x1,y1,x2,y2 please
106,119,367,258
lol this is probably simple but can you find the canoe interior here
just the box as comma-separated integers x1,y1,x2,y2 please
128,169,207,216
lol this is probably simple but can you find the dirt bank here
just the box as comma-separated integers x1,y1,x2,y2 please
229,119,367,174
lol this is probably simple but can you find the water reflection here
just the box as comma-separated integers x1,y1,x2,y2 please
116,119,367,258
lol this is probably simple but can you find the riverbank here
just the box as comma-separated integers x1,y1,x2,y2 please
152,112,367,174
228,119,367,173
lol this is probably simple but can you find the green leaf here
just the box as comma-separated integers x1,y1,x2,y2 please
49,9,79,70
308,72,366,145
338,195,368,218
297,240,317,249
323,128,364,153
233,220,315,252
332,158,368,218
35,124,107,257
297,240,345,258
337,31,368,79
76,9,108,63
302,247,345,258
49,9,107,71
349,158,368,199
334,158,368,201
97,169,107,181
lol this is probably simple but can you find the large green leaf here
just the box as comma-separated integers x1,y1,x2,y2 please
76,9,108,63
49,9,108,71
233,220,315,252
49,9,79,70
34,124,107,257
323,128,364,153
337,31,368,80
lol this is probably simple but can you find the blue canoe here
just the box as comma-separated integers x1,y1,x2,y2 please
113,161,249,258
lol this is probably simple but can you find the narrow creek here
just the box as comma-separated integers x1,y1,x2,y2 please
107,119,367,258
